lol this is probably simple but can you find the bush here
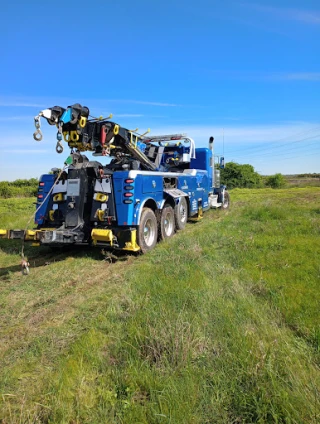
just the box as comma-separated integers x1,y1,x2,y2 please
265,173,286,189
0,179,38,198
221,162,263,189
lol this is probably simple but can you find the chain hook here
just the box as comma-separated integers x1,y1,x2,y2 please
33,115,43,141
56,141,64,154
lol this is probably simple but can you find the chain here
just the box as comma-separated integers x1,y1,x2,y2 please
56,122,64,153
33,115,43,141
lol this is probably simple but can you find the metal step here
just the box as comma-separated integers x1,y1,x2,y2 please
209,194,222,208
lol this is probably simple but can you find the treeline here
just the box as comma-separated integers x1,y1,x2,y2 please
221,162,286,189
0,179,39,198
296,173,320,178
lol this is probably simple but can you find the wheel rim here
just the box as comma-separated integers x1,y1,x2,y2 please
144,218,156,246
179,202,187,223
164,211,174,236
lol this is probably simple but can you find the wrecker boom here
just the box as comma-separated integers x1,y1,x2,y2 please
33,103,196,172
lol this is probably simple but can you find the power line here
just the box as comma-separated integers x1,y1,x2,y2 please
233,145,320,164
229,141,320,164
256,148,320,162
224,125,320,154
223,125,320,156
231,137,320,160
226,134,320,159
225,130,320,156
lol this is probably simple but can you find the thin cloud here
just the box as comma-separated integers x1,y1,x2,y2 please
2,149,51,154
204,70,320,82
0,96,181,109
148,122,320,147
0,116,33,121
113,114,144,118
0,100,45,108
243,3,320,25
284,73,320,81
263,72,320,82
108,99,180,107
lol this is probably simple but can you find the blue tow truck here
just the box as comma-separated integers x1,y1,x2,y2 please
0,103,229,253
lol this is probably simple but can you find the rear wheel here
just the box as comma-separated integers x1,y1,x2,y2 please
137,208,158,253
159,205,175,240
174,197,188,230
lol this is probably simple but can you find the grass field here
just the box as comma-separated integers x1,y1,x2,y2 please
0,187,319,423
285,176,320,188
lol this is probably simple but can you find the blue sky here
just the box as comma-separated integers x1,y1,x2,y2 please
0,0,319,180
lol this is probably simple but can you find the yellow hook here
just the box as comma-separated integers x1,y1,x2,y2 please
70,131,79,142
79,116,87,128
63,132,70,142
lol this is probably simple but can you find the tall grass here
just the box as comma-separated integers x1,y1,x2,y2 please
0,188,319,423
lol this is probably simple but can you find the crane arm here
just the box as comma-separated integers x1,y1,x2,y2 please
33,103,157,170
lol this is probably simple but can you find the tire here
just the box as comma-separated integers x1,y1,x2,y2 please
222,191,230,209
174,197,188,230
159,205,176,240
137,208,158,253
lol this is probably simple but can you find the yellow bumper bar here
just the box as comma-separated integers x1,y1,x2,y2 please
91,229,114,246
90,228,140,251
0,229,9,239
1,228,141,252
0,229,46,241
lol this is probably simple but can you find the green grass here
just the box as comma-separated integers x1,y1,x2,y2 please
0,197,35,229
0,188,319,423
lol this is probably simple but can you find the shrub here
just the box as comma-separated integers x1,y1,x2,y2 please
221,162,263,189
265,173,286,189
0,179,38,198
